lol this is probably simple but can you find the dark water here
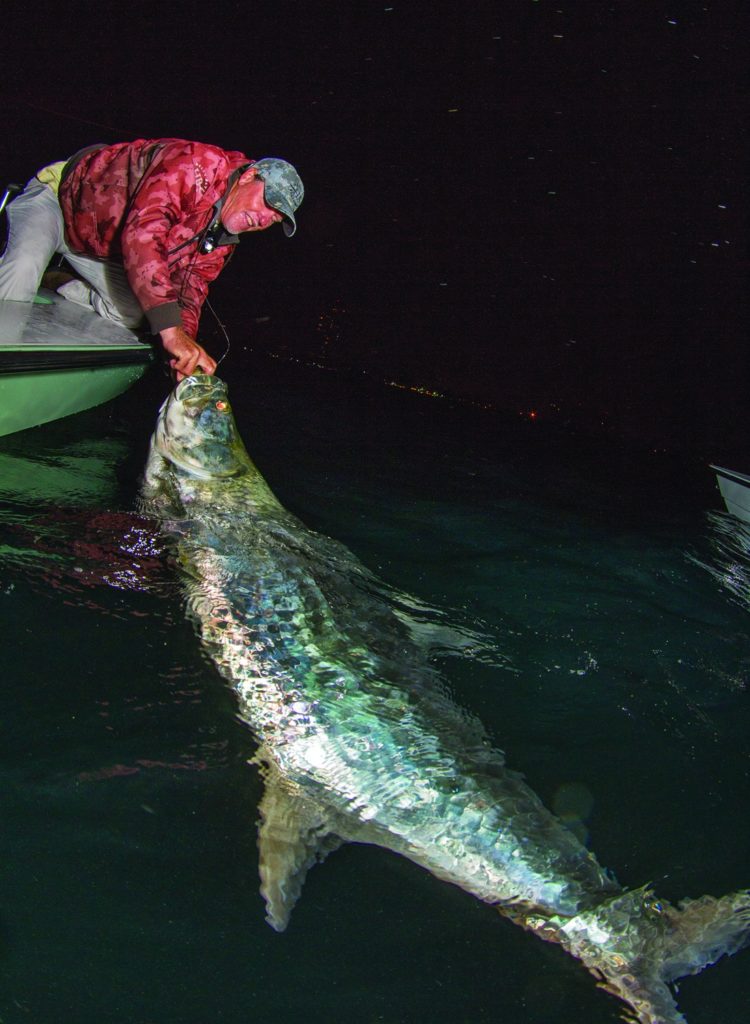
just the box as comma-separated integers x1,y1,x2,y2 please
1,364,749,1024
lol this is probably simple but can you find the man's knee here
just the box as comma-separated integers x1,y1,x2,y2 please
0,248,47,301
90,291,144,330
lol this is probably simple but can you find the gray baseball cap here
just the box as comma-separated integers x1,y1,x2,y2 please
251,158,304,237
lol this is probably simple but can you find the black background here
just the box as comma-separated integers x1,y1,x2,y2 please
2,0,747,459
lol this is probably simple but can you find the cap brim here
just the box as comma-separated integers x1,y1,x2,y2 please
264,185,297,237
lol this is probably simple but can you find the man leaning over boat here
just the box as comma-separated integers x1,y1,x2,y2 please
0,139,303,380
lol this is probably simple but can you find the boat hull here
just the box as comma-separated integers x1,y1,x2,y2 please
710,464,750,524
0,289,153,437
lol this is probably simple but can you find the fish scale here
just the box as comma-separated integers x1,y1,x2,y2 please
174,498,612,913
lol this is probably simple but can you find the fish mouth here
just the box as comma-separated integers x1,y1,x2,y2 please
156,375,247,479
173,374,227,404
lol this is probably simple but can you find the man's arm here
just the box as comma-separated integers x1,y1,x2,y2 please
160,325,217,381
119,142,231,358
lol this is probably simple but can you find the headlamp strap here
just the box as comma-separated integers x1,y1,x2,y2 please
168,163,252,258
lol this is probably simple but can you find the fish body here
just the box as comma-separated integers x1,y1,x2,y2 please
141,376,750,1024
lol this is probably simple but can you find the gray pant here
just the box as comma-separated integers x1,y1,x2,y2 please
0,177,144,328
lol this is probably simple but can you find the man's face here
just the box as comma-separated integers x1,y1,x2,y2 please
220,169,284,234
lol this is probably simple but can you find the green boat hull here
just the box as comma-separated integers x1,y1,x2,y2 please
0,289,154,437
0,360,151,437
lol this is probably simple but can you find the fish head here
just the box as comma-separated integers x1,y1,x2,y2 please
149,375,249,481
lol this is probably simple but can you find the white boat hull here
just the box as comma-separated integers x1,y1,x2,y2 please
711,464,750,524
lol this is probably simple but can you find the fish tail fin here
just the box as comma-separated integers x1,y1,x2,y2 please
553,886,750,1023
660,887,750,982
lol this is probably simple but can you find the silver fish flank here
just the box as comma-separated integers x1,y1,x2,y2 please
140,375,750,1024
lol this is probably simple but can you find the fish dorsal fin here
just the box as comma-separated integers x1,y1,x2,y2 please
255,752,343,932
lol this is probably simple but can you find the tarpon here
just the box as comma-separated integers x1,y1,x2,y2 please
140,375,750,1024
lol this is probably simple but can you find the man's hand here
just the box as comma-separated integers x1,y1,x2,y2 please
159,326,217,381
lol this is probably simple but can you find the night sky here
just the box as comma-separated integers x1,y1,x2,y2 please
3,1,747,458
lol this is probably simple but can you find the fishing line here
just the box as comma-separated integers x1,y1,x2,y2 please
206,298,231,368
9,98,139,140
171,233,232,370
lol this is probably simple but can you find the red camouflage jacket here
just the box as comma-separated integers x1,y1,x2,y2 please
58,139,252,338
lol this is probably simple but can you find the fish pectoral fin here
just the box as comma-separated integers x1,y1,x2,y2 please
256,764,342,933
